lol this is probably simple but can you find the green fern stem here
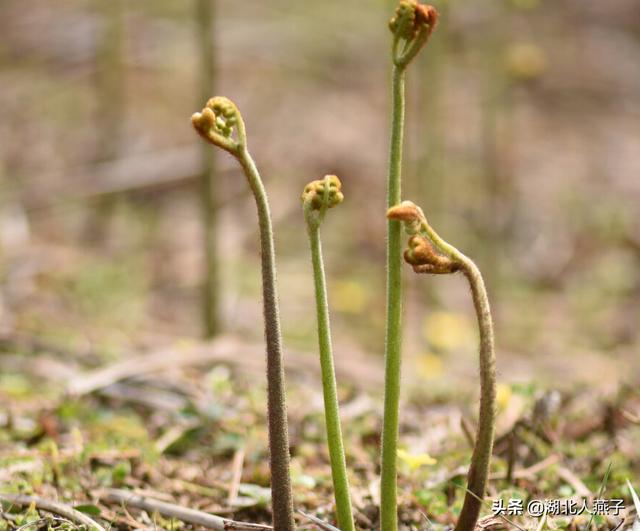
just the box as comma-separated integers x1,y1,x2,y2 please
302,176,353,531
306,220,355,531
381,4,439,527
380,65,406,531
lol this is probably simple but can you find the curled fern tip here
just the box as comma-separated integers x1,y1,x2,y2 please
302,175,344,211
302,175,343,229
191,96,247,154
389,1,439,68
404,235,458,274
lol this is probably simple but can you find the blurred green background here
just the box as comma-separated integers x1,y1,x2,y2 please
0,0,638,391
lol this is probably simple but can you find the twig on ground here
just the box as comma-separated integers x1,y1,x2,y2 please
557,466,591,497
96,504,144,529
66,337,242,395
98,381,190,412
460,416,476,449
418,510,435,530
154,419,201,454
621,409,640,425
99,488,272,531
534,509,547,531
66,336,383,397
227,446,245,506
0,493,106,531
15,516,69,531
506,431,516,483
298,510,342,531
0,460,43,483
489,454,561,481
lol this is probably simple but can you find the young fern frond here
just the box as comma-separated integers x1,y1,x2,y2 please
388,201,498,531
302,176,354,531
192,96,247,154
381,2,438,529
192,98,295,531
390,2,438,69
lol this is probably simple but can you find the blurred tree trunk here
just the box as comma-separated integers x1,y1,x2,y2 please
84,0,125,244
196,0,220,338
478,2,516,290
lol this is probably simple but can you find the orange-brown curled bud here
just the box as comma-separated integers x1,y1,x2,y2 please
389,1,439,68
389,1,438,40
387,200,424,224
404,235,439,265
404,235,458,274
302,175,344,211
387,200,426,235
415,4,438,36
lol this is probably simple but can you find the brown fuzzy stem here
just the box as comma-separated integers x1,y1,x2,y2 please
454,258,497,531
413,251,496,530
237,148,295,531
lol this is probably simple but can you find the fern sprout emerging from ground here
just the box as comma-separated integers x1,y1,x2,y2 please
192,97,295,531
302,176,355,531
388,200,497,531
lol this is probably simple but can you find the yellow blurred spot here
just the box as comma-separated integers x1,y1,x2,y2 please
423,311,474,352
398,448,437,471
496,384,512,411
417,352,444,380
331,280,367,314
506,43,547,81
